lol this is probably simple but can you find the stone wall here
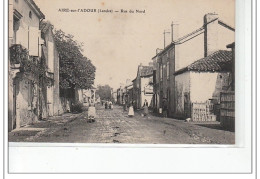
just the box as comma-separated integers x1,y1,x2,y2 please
43,26,64,116
14,73,39,128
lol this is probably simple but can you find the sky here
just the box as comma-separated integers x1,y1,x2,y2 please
34,0,235,89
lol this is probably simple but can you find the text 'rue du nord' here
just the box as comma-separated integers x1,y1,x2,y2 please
58,8,146,13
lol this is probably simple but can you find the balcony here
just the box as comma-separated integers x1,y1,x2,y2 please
9,44,40,74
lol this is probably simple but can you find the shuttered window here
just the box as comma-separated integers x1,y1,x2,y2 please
48,42,54,72
28,27,40,56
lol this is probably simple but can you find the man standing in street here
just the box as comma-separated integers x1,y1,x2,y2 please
162,98,168,118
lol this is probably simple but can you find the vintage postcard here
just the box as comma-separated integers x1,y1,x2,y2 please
8,0,235,145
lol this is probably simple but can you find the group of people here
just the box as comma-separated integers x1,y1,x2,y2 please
102,100,113,110
126,98,169,118
124,99,149,118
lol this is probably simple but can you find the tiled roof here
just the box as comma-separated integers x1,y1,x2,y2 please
175,50,233,75
140,66,153,77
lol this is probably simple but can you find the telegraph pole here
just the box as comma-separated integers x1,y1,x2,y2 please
171,22,174,42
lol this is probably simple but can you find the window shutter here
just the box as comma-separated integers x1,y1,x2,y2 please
28,27,39,56
48,42,54,72
16,22,29,48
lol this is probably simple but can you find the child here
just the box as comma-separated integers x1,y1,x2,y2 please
128,104,134,117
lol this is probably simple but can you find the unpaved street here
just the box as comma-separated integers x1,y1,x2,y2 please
9,105,235,144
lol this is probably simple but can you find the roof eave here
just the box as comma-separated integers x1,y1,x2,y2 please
174,67,188,75
140,74,153,78
226,42,235,48
25,0,45,19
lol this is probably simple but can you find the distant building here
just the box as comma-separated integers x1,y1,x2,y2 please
116,83,127,105
132,63,153,109
76,88,96,106
111,90,117,103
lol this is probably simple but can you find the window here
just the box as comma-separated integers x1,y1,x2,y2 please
13,18,19,44
29,11,32,19
167,61,170,80
160,64,163,81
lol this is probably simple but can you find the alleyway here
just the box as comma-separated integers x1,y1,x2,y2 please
9,105,235,144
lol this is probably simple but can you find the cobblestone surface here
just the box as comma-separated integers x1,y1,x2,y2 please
9,105,235,144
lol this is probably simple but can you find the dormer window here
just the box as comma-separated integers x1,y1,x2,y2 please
29,11,32,19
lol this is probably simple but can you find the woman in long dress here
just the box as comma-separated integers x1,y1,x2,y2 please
88,103,96,122
128,104,134,117
143,99,149,116
110,101,114,110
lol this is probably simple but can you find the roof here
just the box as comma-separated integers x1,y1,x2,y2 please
27,0,45,19
139,66,153,77
40,21,53,33
226,42,235,48
174,50,233,75
152,18,234,60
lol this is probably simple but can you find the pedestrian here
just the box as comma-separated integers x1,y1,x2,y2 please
110,101,114,110
123,100,127,111
105,101,108,109
162,98,168,118
109,100,112,109
143,99,149,116
88,103,96,122
128,104,134,117
66,100,71,113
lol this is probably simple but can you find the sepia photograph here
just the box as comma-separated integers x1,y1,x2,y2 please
8,0,236,145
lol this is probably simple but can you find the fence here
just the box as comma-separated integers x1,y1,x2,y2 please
191,101,217,122
220,91,235,131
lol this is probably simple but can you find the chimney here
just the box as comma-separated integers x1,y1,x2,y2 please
139,63,143,70
172,22,180,70
204,13,219,57
171,21,179,42
156,48,162,55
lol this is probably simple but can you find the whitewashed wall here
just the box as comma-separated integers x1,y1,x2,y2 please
190,71,231,103
174,72,190,116
140,77,153,107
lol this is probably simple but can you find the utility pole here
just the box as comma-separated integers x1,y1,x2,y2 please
163,30,170,48
171,22,174,42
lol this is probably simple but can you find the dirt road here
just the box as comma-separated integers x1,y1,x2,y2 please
9,105,235,144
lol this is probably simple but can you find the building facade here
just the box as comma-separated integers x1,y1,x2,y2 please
174,50,233,120
152,13,235,119
40,21,64,118
8,0,45,131
132,64,153,109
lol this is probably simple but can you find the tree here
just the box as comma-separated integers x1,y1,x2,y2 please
96,85,112,100
53,29,96,91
